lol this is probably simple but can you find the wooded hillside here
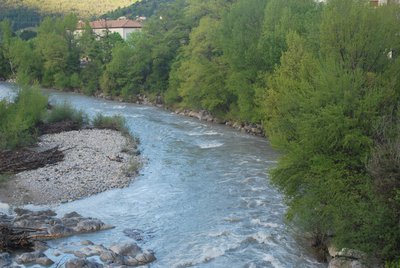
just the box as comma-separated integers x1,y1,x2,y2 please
2,0,138,18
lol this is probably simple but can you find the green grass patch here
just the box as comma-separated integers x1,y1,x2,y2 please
44,102,88,127
92,114,130,136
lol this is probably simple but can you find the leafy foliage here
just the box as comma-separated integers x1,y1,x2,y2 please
0,85,48,150
43,102,87,127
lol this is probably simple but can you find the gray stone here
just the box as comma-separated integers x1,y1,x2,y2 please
33,241,49,251
80,240,95,246
328,258,365,268
64,211,82,218
337,248,368,260
35,257,54,266
110,242,141,257
48,224,73,236
0,253,12,267
134,251,156,264
74,219,103,232
65,258,104,268
15,251,46,264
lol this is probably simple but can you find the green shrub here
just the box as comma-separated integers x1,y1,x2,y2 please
54,72,70,90
44,102,87,127
92,114,130,135
0,86,48,150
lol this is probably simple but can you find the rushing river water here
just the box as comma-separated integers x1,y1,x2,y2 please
0,83,324,268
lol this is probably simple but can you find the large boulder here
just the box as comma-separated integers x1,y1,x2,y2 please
15,251,54,266
65,258,103,268
110,242,141,257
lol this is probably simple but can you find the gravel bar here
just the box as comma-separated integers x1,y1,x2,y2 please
0,129,140,205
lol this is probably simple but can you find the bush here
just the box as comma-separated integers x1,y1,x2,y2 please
54,72,70,90
44,102,87,127
0,86,48,150
92,114,130,135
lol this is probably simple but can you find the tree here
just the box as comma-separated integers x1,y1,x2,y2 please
263,0,400,260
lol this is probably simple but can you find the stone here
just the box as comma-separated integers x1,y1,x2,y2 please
74,219,103,232
63,211,82,218
110,242,141,257
80,240,95,246
328,245,339,258
15,251,46,264
33,241,50,251
35,257,54,266
65,258,104,268
135,251,156,264
0,253,12,267
48,224,73,236
337,248,368,260
123,228,144,241
328,258,364,268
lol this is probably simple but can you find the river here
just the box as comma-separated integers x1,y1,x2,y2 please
0,83,324,268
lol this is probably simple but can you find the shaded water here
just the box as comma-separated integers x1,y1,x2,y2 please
0,83,324,267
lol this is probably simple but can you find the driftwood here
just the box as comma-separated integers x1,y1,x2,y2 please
0,224,38,250
0,146,64,173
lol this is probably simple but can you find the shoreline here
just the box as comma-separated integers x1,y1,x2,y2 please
0,128,141,206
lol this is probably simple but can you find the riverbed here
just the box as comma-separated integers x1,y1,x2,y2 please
0,83,324,267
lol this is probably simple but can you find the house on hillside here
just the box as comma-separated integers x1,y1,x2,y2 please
371,0,400,5
76,17,143,40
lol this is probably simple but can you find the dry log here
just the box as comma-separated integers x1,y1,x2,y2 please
0,146,64,173
0,224,38,250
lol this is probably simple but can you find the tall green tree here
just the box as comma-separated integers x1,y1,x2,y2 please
264,0,400,260
0,20,13,78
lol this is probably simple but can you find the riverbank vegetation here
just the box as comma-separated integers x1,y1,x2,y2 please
0,0,399,263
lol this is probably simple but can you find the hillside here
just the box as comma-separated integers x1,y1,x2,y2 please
2,0,139,18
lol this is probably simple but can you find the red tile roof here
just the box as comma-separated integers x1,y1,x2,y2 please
78,19,142,30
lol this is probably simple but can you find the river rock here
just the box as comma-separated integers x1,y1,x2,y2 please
0,253,12,267
328,248,381,268
65,258,104,268
74,219,104,232
15,251,53,266
110,242,141,257
123,228,144,241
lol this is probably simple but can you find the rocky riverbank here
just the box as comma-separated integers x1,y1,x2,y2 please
0,129,141,205
94,92,265,137
0,208,156,267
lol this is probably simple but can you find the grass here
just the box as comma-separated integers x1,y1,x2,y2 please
123,157,142,176
92,114,130,136
43,102,88,127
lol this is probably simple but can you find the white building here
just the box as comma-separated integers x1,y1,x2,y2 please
77,18,143,40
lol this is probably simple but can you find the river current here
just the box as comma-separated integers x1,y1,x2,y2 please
0,83,324,268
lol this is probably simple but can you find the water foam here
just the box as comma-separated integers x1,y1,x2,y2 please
263,254,283,268
197,141,224,149
251,219,280,228
112,105,126,109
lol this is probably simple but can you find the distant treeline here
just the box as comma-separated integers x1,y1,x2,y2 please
102,0,175,19
0,0,399,263
0,6,42,30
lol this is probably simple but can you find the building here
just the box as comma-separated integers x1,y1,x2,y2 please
77,17,143,40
